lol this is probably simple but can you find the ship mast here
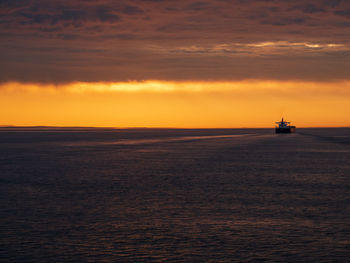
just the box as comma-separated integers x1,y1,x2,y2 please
275,117,290,128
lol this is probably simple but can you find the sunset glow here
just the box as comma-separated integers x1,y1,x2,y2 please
1,81,349,128
1,0,350,128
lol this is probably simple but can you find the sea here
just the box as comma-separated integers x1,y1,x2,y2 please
1,127,350,262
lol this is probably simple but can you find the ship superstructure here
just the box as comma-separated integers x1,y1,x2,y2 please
275,118,296,133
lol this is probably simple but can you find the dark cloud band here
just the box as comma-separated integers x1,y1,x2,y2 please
1,0,350,83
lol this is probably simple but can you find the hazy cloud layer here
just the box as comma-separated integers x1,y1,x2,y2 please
1,0,350,83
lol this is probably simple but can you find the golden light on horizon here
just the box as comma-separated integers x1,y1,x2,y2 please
1,80,350,128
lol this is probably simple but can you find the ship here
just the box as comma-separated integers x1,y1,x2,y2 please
275,118,296,133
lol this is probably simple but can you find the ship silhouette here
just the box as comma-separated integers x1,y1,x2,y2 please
275,118,296,133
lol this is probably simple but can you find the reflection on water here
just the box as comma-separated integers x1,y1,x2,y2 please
1,128,350,262
63,134,256,146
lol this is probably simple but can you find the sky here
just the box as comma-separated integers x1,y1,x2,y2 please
1,0,350,127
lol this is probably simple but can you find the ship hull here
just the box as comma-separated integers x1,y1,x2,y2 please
275,127,296,133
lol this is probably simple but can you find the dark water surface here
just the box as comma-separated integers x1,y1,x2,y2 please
1,128,350,262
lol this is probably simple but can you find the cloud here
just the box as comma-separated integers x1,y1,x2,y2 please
1,0,350,83
324,0,342,8
164,41,349,58
122,5,144,15
334,9,350,18
261,17,307,26
183,1,213,11
290,4,326,14
0,1,143,28
17,6,120,27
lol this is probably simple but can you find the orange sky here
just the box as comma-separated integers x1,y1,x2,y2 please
1,81,349,128
1,1,350,128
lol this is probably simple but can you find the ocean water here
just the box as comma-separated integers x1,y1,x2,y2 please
1,128,350,262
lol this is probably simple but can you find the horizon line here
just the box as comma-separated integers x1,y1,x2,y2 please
1,125,349,129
